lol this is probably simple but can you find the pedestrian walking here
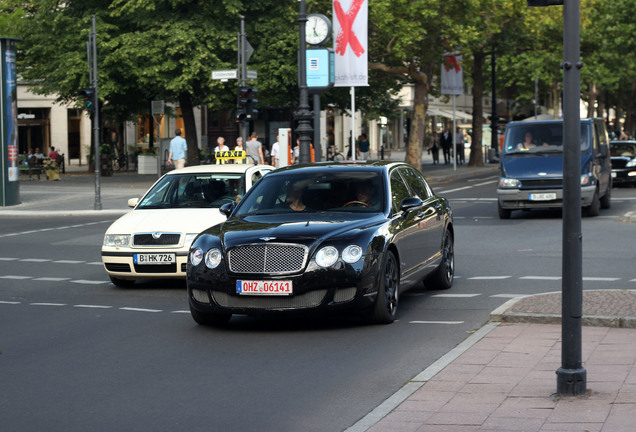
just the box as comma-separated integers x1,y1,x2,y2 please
167,128,187,169
270,135,280,167
439,126,452,164
455,126,465,165
213,136,229,164
429,133,440,164
246,132,264,164
357,133,370,160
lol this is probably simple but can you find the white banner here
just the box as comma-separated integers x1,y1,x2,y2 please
441,55,463,95
333,0,368,87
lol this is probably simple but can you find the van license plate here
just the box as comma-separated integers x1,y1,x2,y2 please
529,193,556,201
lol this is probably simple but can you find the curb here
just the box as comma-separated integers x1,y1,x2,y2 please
490,291,636,329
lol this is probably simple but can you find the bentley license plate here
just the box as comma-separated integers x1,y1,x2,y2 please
237,280,293,295
133,253,175,265
529,193,556,201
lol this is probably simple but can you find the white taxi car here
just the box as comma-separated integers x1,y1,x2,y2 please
102,163,273,286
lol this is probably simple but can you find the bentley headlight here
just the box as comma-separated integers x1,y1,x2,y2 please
205,248,222,269
316,246,339,268
342,245,363,264
190,247,203,266
498,177,520,188
626,159,636,168
103,234,131,247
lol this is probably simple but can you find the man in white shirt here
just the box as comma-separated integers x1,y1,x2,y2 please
270,135,280,167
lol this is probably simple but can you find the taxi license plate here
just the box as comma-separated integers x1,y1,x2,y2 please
529,193,556,201
133,253,175,265
237,280,293,296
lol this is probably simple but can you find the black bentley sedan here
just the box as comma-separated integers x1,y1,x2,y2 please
186,161,454,326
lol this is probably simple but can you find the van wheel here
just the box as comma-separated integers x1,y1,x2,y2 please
585,188,601,217
600,182,611,209
498,202,512,219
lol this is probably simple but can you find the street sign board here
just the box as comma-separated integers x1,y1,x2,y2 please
151,100,165,115
247,70,257,80
212,70,238,80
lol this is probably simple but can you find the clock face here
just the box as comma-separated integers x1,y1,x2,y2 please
306,14,331,46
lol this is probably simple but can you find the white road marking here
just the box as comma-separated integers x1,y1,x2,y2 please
74,304,113,309
34,277,72,281
120,307,162,313
53,260,85,264
583,277,621,281
171,310,190,314
520,276,561,280
0,257,19,261
0,220,112,238
21,258,51,263
30,303,66,307
0,275,32,279
410,321,464,325
0,300,20,304
468,276,512,280
70,279,109,285
87,262,103,265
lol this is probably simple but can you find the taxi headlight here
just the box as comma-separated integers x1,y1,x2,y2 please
205,249,222,269
316,246,339,268
190,247,203,266
498,177,520,188
580,173,593,186
103,234,131,247
342,245,363,264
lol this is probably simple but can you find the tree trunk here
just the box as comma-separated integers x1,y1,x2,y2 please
587,82,597,119
179,92,200,165
470,51,485,167
405,79,428,171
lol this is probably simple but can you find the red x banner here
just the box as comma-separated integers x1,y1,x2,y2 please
333,0,368,87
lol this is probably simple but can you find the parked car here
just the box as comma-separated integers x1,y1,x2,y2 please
497,118,612,218
102,164,273,286
609,140,636,185
186,161,454,326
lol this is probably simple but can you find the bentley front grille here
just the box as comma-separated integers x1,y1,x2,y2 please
227,243,308,274
212,290,327,310
133,233,181,246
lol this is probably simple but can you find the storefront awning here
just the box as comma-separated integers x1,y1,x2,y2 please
427,107,476,121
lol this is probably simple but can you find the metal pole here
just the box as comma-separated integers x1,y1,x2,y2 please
295,0,313,164
313,94,321,161
91,15,102,210
557,0,586,396
490,50,498,157
240,17,249,141
351,87,356,159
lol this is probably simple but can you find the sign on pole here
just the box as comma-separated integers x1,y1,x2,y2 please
441,55,463,95
333,0,368,87
212,70,238,80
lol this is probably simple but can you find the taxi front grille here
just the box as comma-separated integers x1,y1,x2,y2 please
133,263,177,273
133,233,181,246
227,243,308,274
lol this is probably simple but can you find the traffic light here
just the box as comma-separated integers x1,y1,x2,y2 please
236,85,258,121
81,88,95,116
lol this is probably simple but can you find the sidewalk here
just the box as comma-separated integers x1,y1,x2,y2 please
348,291,636,432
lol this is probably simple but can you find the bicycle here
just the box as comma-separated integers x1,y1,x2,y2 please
326,145,345,161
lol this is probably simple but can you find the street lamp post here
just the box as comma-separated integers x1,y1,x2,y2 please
295,0,313,165
527,0,586,397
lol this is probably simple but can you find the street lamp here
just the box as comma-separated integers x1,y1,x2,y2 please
295,0,314,165
528,0,586,396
